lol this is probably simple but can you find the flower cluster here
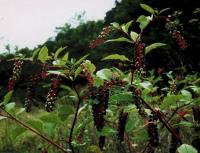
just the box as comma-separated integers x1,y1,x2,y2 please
24,74,40,112
169,128,180,153
147,114,159,148
170,81,177,95
45,77,60,112
89,26,113,49
134,42,146,77
91,87,109,149
7,59,24,91
117,111,128,142
173,31,187,50
80,72,94,87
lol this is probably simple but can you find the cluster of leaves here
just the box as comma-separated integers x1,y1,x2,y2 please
0,3,199,153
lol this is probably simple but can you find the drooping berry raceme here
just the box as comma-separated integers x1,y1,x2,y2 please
24,74,40,112
89,26,113,49
117,111,128,142
45,77,61,112
169,128,181,153
170,81,177,95
134,42,146,78
147,114,159,148
7,59,24,91
173,30,187,50
91,87,109,149
192,106,200,123
129,86,147,118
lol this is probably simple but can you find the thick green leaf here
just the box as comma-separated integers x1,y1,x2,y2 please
161,95,178,109
174,121,194,128
122,20,133,33
110,93,133,103
54,47,67,59
1,90,13,106
38,46,49,63
11,126,26,140
74,54,89,67
96,69,112,80
43,122,56,137
130,31,139,42
145,43,167,55
58,52,69,65
177,144,197,153
111,22,120,29
105,37,133,44
27,119,43,131
31,48,40,59
5,102,16,113
98,126,117,136
136,15,151,30
140,4,155,14
16,108,26,116
102,54,130,61
75,66,83,78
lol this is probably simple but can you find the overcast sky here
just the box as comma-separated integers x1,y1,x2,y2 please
0,0,116,53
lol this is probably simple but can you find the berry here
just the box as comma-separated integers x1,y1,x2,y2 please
147,114,159,148
173,31,187,50
117,111,128,142
45,77,60,112
7,59,24,91
169,128,181,153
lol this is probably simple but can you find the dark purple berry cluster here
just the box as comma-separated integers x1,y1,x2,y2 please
117,111,128,142
173,31,187,50
134,42,145,77
91,86,109,149
24,74,40,112
129,86,147,118
147,114,159,148
7,59,24,91
192,106,200,123
89,26,113,49
45,77,60,112
169,128,180,153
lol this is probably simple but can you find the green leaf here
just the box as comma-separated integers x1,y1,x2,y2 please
111,22,120,29
177,144,197,153
98,126,117,136
96,69,112,80
74,54,89,67
38,46,49,63
11,126,26,140
59,52,69,65
130,31,139,42
145,43,167,55
140,4,155,14
27,119,43,131
16,108,26,116
43,122,56,137
58,105,74,121
136,15,151,30
102,54,130,61
161,95,178,109
174,121,194,128
5,102,16,113
31,48,40,59
105,37,133,44
1,90,13,106
54,46,67,59
122,20,133,33
75,66,83,78
110,93,133,103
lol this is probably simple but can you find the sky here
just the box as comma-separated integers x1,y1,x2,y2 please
0,0,116,53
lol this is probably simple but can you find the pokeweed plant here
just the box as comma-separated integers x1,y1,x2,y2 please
0,3,199,153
